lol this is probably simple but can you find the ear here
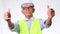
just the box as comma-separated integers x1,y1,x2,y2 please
21,9,23,13
33,8,35,13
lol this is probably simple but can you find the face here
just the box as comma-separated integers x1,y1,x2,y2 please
21,6,35,17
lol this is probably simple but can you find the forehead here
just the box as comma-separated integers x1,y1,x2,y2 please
21,3,34,8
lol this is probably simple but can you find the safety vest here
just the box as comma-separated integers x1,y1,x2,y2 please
18,18,42,34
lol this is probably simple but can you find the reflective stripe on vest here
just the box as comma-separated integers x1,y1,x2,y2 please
18,18,42,34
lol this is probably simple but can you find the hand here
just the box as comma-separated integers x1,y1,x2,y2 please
47,5,55,19
4,9,11,21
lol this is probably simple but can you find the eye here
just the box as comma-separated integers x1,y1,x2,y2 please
29,6,33,8
22,7,26,9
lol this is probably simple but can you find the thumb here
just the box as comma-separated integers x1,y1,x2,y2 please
47,5,50,9
5,8,11,15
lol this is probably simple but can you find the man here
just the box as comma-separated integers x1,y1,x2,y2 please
4,0,55,34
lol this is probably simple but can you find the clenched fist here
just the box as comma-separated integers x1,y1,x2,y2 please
4,9,11,21
47,5,55,18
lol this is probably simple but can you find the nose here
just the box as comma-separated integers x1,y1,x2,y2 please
26,8,29,11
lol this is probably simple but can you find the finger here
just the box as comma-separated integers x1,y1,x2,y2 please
47,5,51,10
47,5,52,12
6,9,11,16
4,15,11,19
4,17,11,20
47,5,49,9
47,5,50,8
4,9,11,17
5,18,10,19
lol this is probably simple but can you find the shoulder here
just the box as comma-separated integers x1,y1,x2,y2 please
34,17,45,21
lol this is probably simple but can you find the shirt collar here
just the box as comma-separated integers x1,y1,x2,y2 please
25,16,34,21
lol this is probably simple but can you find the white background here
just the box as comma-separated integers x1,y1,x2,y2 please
0,0,60,34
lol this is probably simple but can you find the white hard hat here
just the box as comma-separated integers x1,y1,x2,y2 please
20,0,34,8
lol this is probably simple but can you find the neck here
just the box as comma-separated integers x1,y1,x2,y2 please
25,15,32,19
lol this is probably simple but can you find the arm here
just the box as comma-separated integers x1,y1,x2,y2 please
4,9,14,30
45,18,52,27
7,20,14,30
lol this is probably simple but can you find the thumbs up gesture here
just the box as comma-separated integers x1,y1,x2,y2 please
4,9,11,21
47,5,55,18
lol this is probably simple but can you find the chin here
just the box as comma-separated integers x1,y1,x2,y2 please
25,14,32,16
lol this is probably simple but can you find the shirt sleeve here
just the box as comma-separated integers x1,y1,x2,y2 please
40,19,49,30
11,21,20,34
